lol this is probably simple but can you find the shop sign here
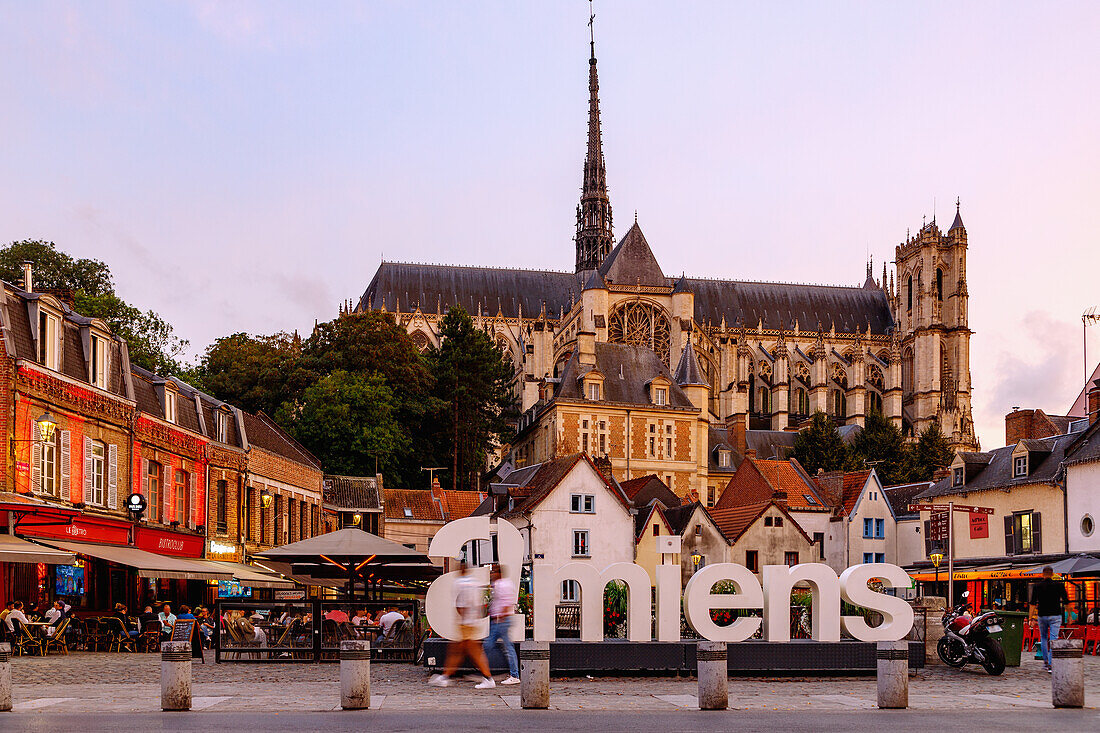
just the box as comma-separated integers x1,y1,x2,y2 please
134,526,204,558
969,511,989,539
20,514,131,546
207,540,240,559
929,510,949,543
274,589,306,600
426,517,915,645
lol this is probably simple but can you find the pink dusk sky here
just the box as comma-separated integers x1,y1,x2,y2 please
2,1,1099,449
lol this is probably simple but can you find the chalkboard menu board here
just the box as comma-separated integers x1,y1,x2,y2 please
171,618,195,643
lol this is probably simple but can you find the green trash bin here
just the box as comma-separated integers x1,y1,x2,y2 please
985,609,1027,667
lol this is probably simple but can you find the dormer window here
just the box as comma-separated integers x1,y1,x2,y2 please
586,381,601,401
215,410,229,443
164,391,177,424
952,467,964,487
718,449,731,468
653,387,668,405
1013,456,1027,478
90,333,108,388
38,311,60,370
403,507,413,518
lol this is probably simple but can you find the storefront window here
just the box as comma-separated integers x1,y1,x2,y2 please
90,441,105,506
147,461,161,522
175,469,188,524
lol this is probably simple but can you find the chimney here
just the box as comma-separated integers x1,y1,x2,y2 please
576,331,596,367
744,449,757,459
932,468,951,482
724,413,747,456
22,261,33,293
1089,379,1100,424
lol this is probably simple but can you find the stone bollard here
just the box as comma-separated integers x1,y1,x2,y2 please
1051,639,1084,708
876,640,909,709
0,643,11,712
519,640,550,709
161,641,192,711
340,640,371,710
697,641,728,710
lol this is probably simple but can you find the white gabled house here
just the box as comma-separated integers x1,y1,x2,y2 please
814,468,898,570
481,453,635,602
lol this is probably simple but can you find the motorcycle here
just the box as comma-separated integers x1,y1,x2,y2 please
936,591,1006,675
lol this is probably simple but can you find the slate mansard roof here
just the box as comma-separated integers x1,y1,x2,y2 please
358,225,895,334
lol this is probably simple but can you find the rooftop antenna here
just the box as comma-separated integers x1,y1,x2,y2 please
1084,306,1100,384
588,0,596,58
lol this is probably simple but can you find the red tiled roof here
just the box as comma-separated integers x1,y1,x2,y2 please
716,458,826,511
382,488,444,522
709,502,772,543
438,490,486,521
837,470,872,515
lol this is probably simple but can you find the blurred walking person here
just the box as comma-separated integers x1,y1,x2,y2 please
483,564,521,685
429,560,495,688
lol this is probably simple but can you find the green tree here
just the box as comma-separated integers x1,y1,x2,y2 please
907,423,955,482
849,409,909,485
275,371,407,477
430,306,515,490
0,239,187,373
791,411,853,475
196,332,305,416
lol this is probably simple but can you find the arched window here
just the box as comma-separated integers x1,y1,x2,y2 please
410,330,430,353
936,269,944,302
907,276,913,312
608,301,672,364
867,391,883,415
795,388,809,415
496,335,515,373
832,389,847,418
902,347,914,394
759,387,770,414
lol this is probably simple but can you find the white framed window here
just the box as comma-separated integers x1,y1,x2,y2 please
38,311,60,370
653,387,667,405
165,391,177,424
561,579,579,602
586,382,601,401
572,530,590,557
1013,456,1027,478
90,333,108,388
718,449,731,468
174,469,188,523
648,424,656,457
89,441,105,506
581,419,589,453
952,467,964,487
38,431,59,497
216,410,229,443
598,421,606,455
706,485,715,507
665,424,673,458
570,494,594,513
146,460,161,523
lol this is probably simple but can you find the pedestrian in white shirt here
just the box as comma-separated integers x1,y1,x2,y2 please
483,565,520,685
428,560,495,689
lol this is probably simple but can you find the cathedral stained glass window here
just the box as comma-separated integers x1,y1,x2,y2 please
608,301,671,365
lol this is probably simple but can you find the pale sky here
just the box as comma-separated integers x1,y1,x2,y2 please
3,1,1099,449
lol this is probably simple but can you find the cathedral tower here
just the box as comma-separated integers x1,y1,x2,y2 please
893,201,978,450
575,9,614,273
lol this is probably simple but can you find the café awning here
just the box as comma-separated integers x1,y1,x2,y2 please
40,540,233,581
202,560,294,588
0,534,76,564
910,565,1043,582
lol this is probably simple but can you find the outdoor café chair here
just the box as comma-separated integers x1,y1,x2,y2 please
1085,626,1100,655
43,617,70,655
85,617,109,651
102,616,137,653
13,620,44,656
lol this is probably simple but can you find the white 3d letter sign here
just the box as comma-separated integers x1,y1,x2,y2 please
426,518,913,643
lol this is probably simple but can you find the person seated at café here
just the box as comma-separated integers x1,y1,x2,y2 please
177,605,196,620
351,609,373,627
140,606,159,632
197,607,215,646
158,603,177,637
114,603,140,638
231,609,267,646
324,607,349,623
378,606,405,635
6,601,31,634
0,601,15,638
44,600,66,637
24,602,42,621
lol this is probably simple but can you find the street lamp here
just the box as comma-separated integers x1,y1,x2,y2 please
691,553,702,574
261,489,273,509
36,411,57,443
930,552,944,599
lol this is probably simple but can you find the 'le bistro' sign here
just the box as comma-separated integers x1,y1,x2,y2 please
425,517,914,644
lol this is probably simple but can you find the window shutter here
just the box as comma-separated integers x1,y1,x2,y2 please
164,460,173,523
141,458,149,495
84,436,93,504
923,519,931,556
31,421,42,493
189,471,197,529
1004,515,1014,555
107,443,118,509
60,430,71,499
1031,512,1042,554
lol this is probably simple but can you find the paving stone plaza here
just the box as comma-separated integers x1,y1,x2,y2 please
5,652,1098,713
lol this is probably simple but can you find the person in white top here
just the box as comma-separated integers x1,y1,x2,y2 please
428,560,495,689
483,565,520,684
378,608,404,633
6,601,31,633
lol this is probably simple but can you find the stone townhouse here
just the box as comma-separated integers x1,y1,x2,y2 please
710,500,815,575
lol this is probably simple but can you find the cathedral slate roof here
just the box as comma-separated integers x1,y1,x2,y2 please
597,222,667,287
673,341,708,387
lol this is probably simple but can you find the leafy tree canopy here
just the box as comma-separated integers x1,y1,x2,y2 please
196,332,306,416
791,411,855,475
0,239,187,373
850,409,908,485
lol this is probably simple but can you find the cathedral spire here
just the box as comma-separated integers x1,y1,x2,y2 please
575,0,614,273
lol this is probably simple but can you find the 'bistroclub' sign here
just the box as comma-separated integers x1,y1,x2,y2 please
424,517,914,644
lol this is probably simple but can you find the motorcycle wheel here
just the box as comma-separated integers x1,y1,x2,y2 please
979,639,1006,676
937,636,967,668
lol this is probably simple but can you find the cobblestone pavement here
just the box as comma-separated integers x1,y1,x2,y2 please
6,651,1098,712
